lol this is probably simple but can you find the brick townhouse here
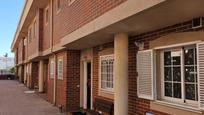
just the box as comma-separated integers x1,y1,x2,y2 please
11,0,204,115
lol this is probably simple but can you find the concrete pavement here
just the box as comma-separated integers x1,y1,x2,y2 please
0,80,65,115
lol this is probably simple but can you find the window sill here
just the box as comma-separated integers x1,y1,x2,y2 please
56,9,61,15
98,89,114,99
68,0,76,6
57,77,63,80
99,89,114,94
153,100,202,114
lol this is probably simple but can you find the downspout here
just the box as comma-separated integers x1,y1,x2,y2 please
50,0,57,105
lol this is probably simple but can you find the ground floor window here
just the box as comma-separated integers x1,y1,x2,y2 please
50,60,55,78
161,46,198,104
99,54,114,92
57,59,63,79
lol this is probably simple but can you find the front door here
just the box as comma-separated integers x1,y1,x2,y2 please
86,62,91,110
44,60,49,93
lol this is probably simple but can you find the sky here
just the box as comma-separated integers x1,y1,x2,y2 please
0,0,24,57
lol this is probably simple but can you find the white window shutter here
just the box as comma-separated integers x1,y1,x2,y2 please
137,49,155,100
197,42,204,110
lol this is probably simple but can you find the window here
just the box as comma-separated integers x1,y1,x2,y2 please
56,0,61,12
33,20,37,38
45,8,49,24
50,60,55,78
161,46,198,104
24,38,27,46
57,59,63,79
99,54,114,92
67,0,75,5
28,28,32,42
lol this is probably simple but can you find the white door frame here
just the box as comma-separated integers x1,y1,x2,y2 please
83,61,93,109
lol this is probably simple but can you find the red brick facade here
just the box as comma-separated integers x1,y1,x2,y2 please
12,0,204,115
56,51,68,111
52,0,127,45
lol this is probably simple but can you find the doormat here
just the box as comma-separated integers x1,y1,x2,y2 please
24,90,35,94
72,112,86,115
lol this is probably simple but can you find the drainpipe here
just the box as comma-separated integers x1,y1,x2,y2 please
49,0,56,105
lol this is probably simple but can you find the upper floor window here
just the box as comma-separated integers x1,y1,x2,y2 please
28,28,32,42
67,0,75,5
23,38,27,46
45,7,49,25
99,54,114,92
56,0,62,12
33,20,37,38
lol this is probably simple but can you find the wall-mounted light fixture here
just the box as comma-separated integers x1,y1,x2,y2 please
134,41,144,50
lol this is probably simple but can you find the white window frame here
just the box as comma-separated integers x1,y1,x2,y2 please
33,20,37,38
56,0,61,13
24,38,27,46
50,60,55,79
57,58,63,80
45,7,49,25
160,46,198,106
28,27,32,43
99,54,114,93
67,0,76,6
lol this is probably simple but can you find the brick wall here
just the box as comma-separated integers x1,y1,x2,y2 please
67,50,80,111
52,0,127,46
27,10,42,58
128,17,204,115
56,51,68,111
46,50,80,112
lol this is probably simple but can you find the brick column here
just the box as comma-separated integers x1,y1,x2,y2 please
114,33,128,115
67,50,80,111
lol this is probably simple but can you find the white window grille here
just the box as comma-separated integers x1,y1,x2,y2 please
161,46,198,105
57,59,63,79
50,60,55,78
99,54,114,92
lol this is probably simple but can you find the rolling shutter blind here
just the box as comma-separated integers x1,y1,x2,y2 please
197,42,204,109
137,49,155,100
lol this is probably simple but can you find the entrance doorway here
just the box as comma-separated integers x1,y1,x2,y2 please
84,61,92,110
43,60,49,93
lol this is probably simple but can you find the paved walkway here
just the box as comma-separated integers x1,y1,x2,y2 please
0,80,65,115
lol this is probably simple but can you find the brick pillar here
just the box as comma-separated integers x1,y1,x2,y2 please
114,33,128,115
67,50,80,111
